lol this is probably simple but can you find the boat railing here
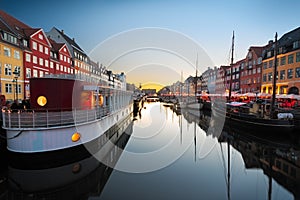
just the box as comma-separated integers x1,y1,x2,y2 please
2,106,116,129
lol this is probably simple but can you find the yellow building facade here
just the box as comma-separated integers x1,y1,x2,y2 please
262,48,300,95
0,41,24,103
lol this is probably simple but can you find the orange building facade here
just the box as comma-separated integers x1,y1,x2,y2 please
262,28,300,95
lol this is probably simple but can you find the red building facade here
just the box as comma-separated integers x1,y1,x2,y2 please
0,11,73,99
239,46,264,93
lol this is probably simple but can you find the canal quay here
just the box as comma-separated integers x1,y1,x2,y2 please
0,101,299,200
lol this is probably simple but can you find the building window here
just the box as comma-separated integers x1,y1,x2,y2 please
25,53,31,62
293,41,300,49
56,64,59,70
257,57,262,64
4,47,11,57
14,66,21,74
241,63,244,70
3,33,17,44
280,56,286,66
288,54,294,64
269,60,273,68
33,69,38,77
32,41,37,50
14,50,20,59
5,83,12,93
26,68,31,78
263,74,267,82
263,62,267,69
32,56,37,64
60,54,63,61
257,67,261,73
38,34,43,40
17,84,21,94
296,52,300,62
280,70,285,80
288,69,293,79
23,39,28,47
296,67,300,78
39,58,43,66
268,72,272,81
45,60,49,67
4,64,12,75
253,68,256,74
45,47,49,55
60,65,63,71
67,57,70,64
39,44,43,53
50,61,54,69
39,71,44,77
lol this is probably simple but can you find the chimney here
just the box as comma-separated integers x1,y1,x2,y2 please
61,30,64,34
72,38,75,42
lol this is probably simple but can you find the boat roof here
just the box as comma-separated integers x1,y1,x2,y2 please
226,102,247,107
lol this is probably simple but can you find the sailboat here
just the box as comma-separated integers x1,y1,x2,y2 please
180,54,204,113
213,32,295,133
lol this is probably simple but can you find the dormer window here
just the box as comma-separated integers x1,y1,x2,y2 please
293,41,300,49
248,52,252,59
38,34,43,40
3,32,17,44
23,39,28,47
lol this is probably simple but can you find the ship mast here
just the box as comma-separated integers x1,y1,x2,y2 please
228,31,234,101
270,32,278,118
195,53,198,102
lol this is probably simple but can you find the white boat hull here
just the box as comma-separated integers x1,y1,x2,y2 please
6,104,133,153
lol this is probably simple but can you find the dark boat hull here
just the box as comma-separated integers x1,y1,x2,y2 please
212,106,295,134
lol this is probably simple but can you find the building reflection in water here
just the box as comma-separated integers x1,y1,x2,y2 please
178,105,300,200
6,116,133,200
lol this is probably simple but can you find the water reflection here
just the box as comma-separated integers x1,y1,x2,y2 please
1,102,299,199
4,117,133,200
180,105,299,200
220,127,300,200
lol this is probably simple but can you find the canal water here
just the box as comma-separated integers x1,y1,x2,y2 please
0,101,299,199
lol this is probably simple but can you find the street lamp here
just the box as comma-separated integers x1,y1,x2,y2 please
12,68,20,101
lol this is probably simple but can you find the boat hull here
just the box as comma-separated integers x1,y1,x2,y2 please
212,106,295,134
5,104,133,153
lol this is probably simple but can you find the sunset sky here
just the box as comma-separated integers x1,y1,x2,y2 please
2,0,300,90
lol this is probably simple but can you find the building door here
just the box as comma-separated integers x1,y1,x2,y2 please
288,86,299,95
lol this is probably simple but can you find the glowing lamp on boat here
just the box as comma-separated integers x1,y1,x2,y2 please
72,132,81,142
37,96,47,106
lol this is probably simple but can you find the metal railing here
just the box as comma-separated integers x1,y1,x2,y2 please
2,106,115,129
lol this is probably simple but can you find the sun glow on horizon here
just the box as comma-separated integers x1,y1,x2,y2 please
141,83,165,92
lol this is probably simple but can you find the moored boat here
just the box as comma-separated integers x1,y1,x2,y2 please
212,100,295,133
2,72,133,153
